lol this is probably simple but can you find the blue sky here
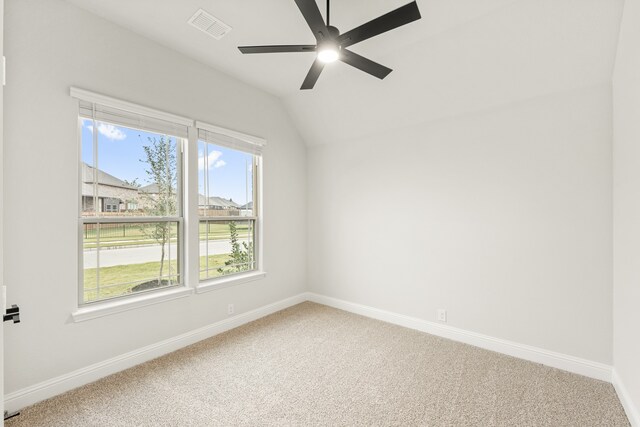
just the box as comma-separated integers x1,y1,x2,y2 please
81,119,253,205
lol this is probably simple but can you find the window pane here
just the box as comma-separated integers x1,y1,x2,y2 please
198,142,253,217
83,221,180,303
199,220,255,280
81,118,97,216
81,119,179,217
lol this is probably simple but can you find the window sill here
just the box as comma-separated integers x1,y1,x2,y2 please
196,271,266,294
72,287,194,323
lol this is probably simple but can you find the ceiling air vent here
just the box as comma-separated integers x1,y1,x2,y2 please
188,9,232,40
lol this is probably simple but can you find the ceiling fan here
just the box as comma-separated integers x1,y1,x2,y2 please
238,0,422,90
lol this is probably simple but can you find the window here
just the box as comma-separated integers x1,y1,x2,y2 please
73,88,266,311
197,122,264,282
76,91,189,305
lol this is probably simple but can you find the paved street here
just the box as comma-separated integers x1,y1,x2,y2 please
83,240,245,268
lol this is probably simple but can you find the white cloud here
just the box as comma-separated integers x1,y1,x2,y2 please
214,160,226,168
198,150,223,170
97,123,127,141
86,122,126,141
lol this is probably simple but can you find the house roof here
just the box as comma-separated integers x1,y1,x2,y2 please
139,183,160,194
82,164,246,209
82,163,138,190
198,194,241,209
208,196,240,209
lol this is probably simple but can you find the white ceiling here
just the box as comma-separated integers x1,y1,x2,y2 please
64,0,625,146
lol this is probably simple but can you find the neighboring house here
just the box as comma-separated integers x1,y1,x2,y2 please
139,183,160,195
239,201,253,217
198,194,243,216
81,163,139,213
209,196,240,210
138,183,161,212
198,194,240,210
138,182,180,213
83,163,242,215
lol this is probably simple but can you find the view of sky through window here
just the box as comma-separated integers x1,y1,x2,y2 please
197,140,253,208
81,119,253,206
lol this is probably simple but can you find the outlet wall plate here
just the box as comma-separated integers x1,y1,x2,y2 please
227,304,235,315
437,309,447,323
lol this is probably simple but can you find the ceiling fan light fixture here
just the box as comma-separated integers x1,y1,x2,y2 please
317,47,339,63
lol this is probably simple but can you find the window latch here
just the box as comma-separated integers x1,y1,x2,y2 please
3,304,21,324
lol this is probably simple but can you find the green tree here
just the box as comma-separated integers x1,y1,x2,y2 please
218,221,253,275
140,135,177,286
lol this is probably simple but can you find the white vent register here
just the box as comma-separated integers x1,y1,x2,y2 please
188,9,232,40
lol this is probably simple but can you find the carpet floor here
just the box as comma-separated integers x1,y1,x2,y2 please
6,302,629,426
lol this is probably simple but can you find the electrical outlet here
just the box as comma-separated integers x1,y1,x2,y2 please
227,304,235,315
437,309,447,323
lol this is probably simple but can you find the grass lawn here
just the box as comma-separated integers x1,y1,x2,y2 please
83,253,244,302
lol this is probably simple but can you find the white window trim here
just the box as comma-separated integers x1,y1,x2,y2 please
193,122,265,287
70,87,193,127
196,271,267,294
195,121,266,148
75,88,188,307
71,88,267,320
72,287,194,323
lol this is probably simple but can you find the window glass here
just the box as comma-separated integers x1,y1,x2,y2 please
198,142,257,281
80,118,182,304
82,221,180,303
81,119,179,218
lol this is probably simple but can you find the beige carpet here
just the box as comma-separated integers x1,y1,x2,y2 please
7,302,629,426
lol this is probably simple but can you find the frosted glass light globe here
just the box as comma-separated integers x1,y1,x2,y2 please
318,48,339,63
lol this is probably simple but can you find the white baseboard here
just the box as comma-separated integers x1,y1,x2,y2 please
612,369,640,427
306,293,612,382
4,292,617,414
4,293,307,413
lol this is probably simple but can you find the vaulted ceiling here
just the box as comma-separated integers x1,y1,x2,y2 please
64,0,625,146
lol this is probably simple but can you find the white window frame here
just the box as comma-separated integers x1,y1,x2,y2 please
69,88,267,321
193,122,266,293
72,88,191,309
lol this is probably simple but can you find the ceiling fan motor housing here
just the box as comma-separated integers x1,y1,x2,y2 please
326,25,340,39
318,26,341,52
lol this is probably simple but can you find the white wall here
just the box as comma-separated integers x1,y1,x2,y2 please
1,0,5,421
612,0,640,423
2,0,306,394
308,84,613,364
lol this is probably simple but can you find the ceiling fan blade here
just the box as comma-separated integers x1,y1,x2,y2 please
301,59,325,90
238,45,316,54
294,0,330,41
337,1,421,48
340,49,392,79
